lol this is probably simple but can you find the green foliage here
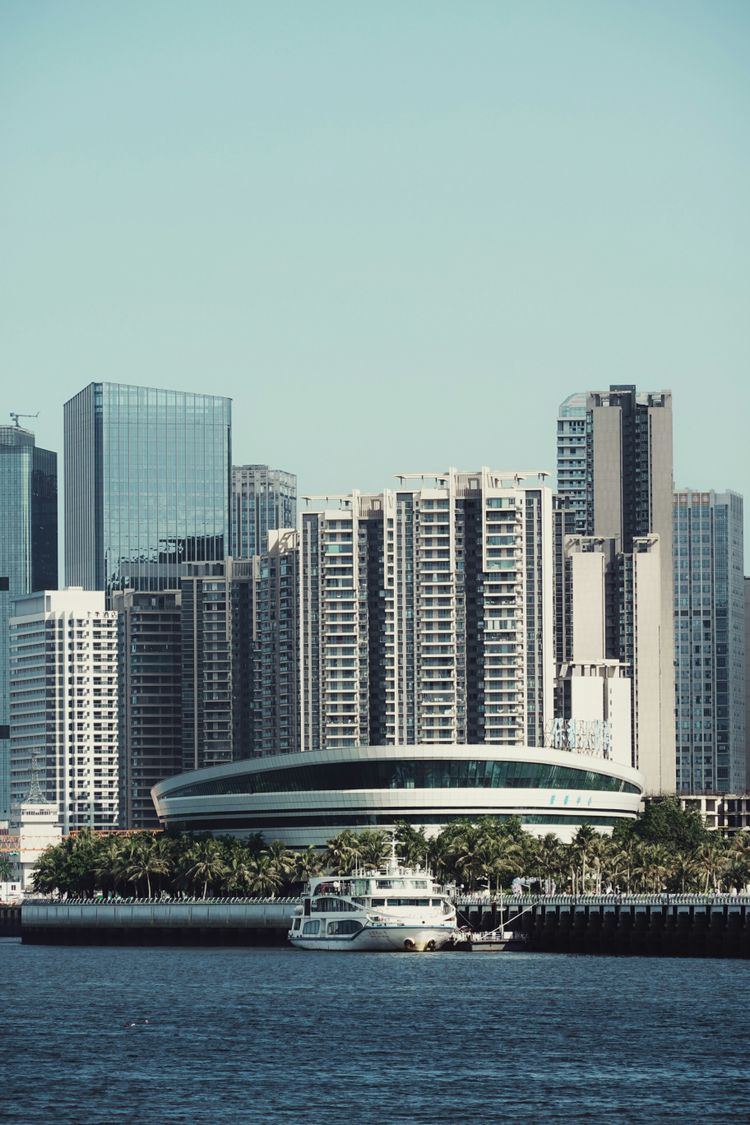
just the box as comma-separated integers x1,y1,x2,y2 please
27,811,750,900
631,798,709,852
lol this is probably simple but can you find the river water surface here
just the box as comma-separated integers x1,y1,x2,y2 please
2,940,748,1123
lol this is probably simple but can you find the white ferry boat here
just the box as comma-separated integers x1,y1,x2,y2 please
288,851,459,952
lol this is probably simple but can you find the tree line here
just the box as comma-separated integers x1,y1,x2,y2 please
29,800,750,900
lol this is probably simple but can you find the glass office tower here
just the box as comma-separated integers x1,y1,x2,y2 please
0,425,58,818
64,383,231,602
674,490,745,794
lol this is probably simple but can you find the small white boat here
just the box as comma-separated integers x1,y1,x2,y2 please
288,849,458,952
460,929,529,952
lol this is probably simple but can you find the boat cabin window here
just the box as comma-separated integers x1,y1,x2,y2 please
383,898,432,907
312,897,357,912
291,918,301,931
326,919,363,936
302,920,321,935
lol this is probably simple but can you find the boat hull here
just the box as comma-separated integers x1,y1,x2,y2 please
289,923,456,952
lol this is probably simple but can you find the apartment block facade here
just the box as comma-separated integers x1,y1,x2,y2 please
114,589,183,829
9,589,118,833
300,468,554,753
231,464,297,559
0,425,57,818
556,387,675,793
253,530,299,756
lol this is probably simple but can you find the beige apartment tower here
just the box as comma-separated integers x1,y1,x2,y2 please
557,387,676,793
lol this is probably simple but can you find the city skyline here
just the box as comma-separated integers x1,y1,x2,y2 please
3,4,749,564
4,377,749,575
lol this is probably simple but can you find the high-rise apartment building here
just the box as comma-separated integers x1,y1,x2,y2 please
114,589,183,829
300,468,554,753
674,490,745,793
556,387,675,793
180,559,255,772
252,530,299,755
232,465,297,558
0,424,57,819
556,393,588,536
746,577,750,791
10,589,118,833
64,383,231,603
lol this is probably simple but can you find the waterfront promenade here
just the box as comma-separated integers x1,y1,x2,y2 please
16,893,750,956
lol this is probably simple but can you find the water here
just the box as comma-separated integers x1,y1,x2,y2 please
2,939,749,1124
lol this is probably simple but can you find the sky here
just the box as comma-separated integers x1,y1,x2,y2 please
2,1,749,560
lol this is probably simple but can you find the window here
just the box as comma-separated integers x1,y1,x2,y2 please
326,919,362,936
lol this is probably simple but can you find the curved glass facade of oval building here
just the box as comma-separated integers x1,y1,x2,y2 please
168,757,640,799
153,745,644,847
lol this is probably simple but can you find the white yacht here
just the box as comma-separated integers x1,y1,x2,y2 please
288,851,458,952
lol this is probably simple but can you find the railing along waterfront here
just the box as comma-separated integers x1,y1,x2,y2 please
457,893,750,907
19,893,750,956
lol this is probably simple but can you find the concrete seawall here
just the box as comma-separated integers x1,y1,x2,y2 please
459,895,750,958
19,895,750,956
22,899,295,946
0,904,21,937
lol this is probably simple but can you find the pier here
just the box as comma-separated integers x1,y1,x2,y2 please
16,894,750,956
457,894,750,957
21,898,295,946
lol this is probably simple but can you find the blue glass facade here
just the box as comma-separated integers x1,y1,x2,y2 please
674,490,745,793
64,383,231,601
169,757,641,799
0,427,57,817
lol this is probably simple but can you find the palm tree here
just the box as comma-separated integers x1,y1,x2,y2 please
533,833,566,893
636,844,671,893
292,847,322,886
264,840,295,884
324,830,362,875
356,830,391,870
223,852,255,897
94,838,126,896
180,839,227,899
670,852,701,893
726,833,750,891
246,853,283,897
694,842,729,894
606,837,640,893
67,828,103,897
124,837,172,899
394,822,430,868
571,825,598,894
445,822,489,891
31,845,73,896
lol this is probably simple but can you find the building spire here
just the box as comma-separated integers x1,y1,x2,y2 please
25,757,48,804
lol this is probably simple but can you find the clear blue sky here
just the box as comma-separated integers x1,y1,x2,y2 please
2,2,748,559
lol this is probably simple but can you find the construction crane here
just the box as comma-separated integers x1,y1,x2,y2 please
9,411,39,428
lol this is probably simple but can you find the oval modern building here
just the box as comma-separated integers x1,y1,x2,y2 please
152,745,643,847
